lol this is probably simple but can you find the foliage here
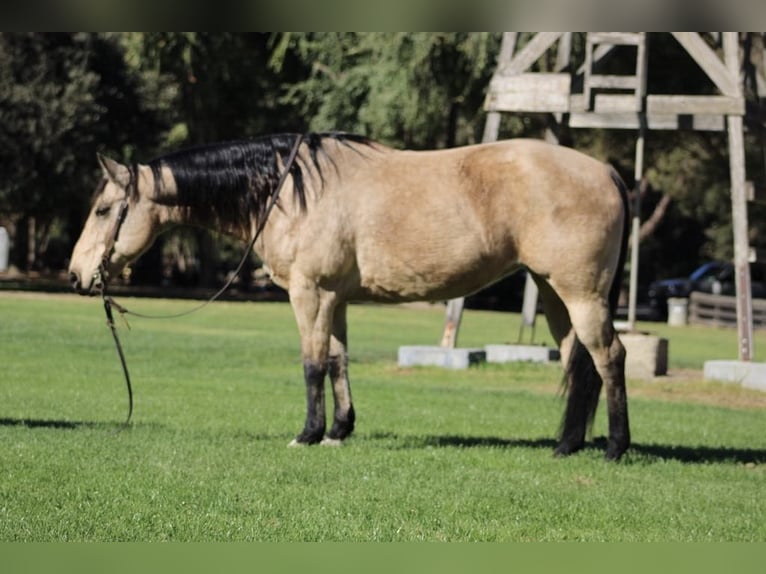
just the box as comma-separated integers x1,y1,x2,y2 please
125,33,302,146
271,33,500,148
0,33,170,269
0,34,98,218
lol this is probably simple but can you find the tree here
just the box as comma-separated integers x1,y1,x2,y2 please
271,33,501,149
0,33,168,271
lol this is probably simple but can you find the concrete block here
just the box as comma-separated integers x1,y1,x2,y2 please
397,346,486,369
485,344,560,363
704,360,766,391
620,332,668,379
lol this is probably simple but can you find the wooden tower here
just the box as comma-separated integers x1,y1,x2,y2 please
441,32,765,362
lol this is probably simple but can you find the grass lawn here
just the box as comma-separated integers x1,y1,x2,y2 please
0,291,764,541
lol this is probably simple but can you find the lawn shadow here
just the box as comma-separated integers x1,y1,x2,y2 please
0,417,139,432
378,432,766,465
621,440,766,465
371,432,558,451
415,434,559,451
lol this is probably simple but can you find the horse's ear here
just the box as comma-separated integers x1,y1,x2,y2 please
97,154,131,188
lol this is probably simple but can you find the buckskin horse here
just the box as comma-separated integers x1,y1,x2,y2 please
68,132,630,460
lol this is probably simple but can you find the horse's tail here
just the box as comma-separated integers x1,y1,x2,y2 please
559,167,631,446
608,167,631,318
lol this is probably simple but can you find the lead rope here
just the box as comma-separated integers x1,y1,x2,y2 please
101,134,303,426
103,294,133,426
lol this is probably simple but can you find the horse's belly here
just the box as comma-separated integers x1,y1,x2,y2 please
353,255,521,303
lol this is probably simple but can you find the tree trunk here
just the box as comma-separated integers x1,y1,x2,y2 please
26,216,36,271
639,192,672,242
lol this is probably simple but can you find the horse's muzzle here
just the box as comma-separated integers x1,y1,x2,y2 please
69,270,102,296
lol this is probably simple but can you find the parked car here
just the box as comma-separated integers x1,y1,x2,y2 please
647,261,766,320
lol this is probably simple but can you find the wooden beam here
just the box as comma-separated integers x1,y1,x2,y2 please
555,32,572,72
587,75,639,90
671,32,739,96
486,73,571,113
636,32,648,111
568,110,726,131
593,94,640,113
647,95,744,115
751,32,766,98
723,32,740,84
588,32,643,45
502,32,562,75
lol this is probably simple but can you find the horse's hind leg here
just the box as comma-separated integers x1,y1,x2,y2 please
556,337,603,456
322,302,356,445
534,276,598,456
567,299,629,460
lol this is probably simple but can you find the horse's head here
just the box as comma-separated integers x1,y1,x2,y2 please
69,155,160,295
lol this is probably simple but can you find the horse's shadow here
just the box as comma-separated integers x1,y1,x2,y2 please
2,418,762,465
380,433,766,465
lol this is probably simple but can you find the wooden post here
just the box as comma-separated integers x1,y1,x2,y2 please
727,114,754,360
627,121,645,331
440,298,465,347
724,32,754,361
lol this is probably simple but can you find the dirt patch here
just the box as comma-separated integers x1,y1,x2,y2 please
627,369,766,410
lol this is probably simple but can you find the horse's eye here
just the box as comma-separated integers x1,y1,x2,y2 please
95,205,111,217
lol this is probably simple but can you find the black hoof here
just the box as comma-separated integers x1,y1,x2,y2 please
554,439,584,458
326,407,355,441
293,427,325,446
325,425,353,441
605,439,629,461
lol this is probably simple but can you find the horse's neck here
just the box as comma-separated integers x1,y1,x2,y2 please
169,205,252,242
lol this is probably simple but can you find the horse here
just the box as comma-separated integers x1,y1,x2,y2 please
68,132,631,460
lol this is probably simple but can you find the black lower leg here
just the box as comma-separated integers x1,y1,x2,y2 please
327,405,355,440
295,361,327,444
556,386,588,456
605,388,630,461
326,354,355,440
556,341,602,457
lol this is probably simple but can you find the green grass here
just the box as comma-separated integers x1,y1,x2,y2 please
0,292,764,541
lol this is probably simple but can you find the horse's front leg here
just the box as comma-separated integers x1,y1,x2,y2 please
288,277,337,446
322,302,355,445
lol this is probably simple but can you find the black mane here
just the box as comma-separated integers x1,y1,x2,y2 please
148,132,373,229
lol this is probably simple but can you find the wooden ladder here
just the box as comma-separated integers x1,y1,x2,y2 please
583,32,647,113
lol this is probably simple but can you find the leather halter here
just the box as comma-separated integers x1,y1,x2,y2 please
96,200,129,287
94,164,135,290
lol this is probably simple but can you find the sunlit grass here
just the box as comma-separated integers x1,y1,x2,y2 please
0,292,764,541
